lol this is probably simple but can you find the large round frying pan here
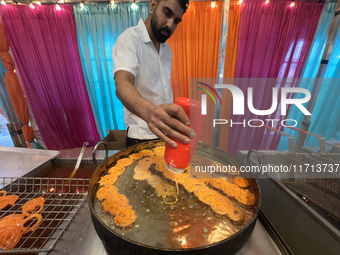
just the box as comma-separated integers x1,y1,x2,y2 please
89,141,261,255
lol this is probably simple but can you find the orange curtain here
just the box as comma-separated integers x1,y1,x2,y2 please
0,20,35,144
218,1,241,150
0,21,8,52
168,1,223,99
168,1,223,144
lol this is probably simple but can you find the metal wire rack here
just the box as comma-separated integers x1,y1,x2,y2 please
0,177,90,253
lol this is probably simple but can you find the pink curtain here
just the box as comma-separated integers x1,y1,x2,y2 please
0,5,100,150
226,0,323,155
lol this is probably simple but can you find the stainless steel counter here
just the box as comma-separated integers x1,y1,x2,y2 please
49,200,282,255
0,146,59,177
0,147,282,255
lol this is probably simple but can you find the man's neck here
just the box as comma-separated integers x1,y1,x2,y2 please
144,18,160,53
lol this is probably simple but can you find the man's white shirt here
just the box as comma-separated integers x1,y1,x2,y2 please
113,18,173,139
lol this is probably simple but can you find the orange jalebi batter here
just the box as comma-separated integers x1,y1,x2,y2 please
97,157,136,227
163,170,244,222
0,194,19,210
136,147,244,222
133,158,153,180
151,147,254,206
233,176,250,188
132,158,177,204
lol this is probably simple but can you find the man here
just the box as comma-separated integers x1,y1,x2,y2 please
113,0,192,148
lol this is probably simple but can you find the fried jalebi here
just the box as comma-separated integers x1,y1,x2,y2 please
0,191,6,197
0,226,25,250
233,176,250,188
98,174,118,186
208,179,255,206
106,157,134,178
96,185,118,201
0,195,44,251
97,155,137,227
22,197,45,216
114,210,136,227
0,214,25,231
20,213,42,233
0,213,42,250
0,195,19,210
100,190,136,227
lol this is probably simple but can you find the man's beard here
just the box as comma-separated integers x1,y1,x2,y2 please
151,14,171,43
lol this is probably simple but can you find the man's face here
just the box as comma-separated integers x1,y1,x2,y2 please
150,0,184,43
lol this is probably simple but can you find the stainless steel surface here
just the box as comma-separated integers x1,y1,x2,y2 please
238,150,340,255
0,177,89,253
0,146,59,178
69,142,89,179
285,126,327,154
257,176,340,255
260,125,295,154
50,200,282,255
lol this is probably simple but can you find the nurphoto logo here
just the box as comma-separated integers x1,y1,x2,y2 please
197,82,312,128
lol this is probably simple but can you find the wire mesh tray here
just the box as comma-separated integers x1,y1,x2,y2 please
0,177,90,253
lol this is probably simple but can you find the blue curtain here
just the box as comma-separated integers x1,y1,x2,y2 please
278,2,337,150
306,11,340,146
73,3,150,138
0,60,9,120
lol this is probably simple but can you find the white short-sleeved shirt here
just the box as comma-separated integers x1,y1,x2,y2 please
112,18,173,139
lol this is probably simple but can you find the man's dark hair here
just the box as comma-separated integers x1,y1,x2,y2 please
177,0,189,13
156,0,190,14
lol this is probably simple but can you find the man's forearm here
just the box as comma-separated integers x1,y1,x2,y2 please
116,79,154,122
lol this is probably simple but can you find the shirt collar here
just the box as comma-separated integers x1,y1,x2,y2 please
138,18,152,43
138,18,167,48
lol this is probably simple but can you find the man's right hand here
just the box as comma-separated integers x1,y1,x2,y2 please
146,103,192,148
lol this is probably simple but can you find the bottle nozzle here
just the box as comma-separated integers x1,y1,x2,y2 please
166,163,186,173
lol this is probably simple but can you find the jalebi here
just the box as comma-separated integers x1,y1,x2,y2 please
0,214,25,231
233,176,250,188
20,213,43,233
22,197,45,216
0,226,25,250
97,156,136,228
208,179,255,206
0,194,19,210
0,196,44,250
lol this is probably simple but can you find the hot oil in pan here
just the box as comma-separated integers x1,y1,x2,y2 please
94,151,255,250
